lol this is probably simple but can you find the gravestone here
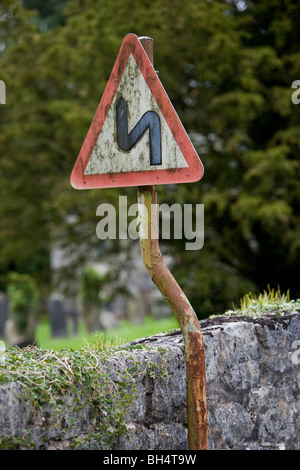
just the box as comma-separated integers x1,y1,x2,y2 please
0,293,8,339
47,293,67,339
65,300,79,336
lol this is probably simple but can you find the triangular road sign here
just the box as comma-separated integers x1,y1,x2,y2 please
70,34,204,189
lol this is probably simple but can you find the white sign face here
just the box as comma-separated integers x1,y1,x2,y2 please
70,33,204,189
84,54,188,175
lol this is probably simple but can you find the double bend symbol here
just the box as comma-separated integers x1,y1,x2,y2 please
116,96,162,166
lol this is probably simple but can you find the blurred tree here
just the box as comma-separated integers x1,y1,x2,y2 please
22,0,70,29
0,0,299,317
79,265,110,332
165,0,300,316
183,0,300,316
6,272,39,347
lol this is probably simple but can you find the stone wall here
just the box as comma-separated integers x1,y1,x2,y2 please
0,313,299,450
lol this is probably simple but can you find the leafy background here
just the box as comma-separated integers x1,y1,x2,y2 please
0,0,299,320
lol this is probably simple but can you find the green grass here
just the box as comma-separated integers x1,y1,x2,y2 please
36,315,180,351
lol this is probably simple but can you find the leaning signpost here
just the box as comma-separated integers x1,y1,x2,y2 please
71,34,208,450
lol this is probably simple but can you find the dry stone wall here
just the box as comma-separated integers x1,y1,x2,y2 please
0,313,299,450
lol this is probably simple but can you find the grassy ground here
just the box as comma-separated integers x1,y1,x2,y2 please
36,315,180,351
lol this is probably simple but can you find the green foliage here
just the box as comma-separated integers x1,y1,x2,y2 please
7,272,39,313
0,342,134,448
211,285,300,319
79,266,111,333
0,0,300,318
7,272,39,337
234,285,290,312
0,338,170,449
79,266,109,308
23,0,70,29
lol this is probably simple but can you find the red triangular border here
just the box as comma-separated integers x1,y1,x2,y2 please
70,33,204,189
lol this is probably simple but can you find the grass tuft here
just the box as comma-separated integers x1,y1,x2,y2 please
210,285,300,319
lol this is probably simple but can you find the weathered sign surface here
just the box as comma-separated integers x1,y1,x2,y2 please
70,34,204,189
